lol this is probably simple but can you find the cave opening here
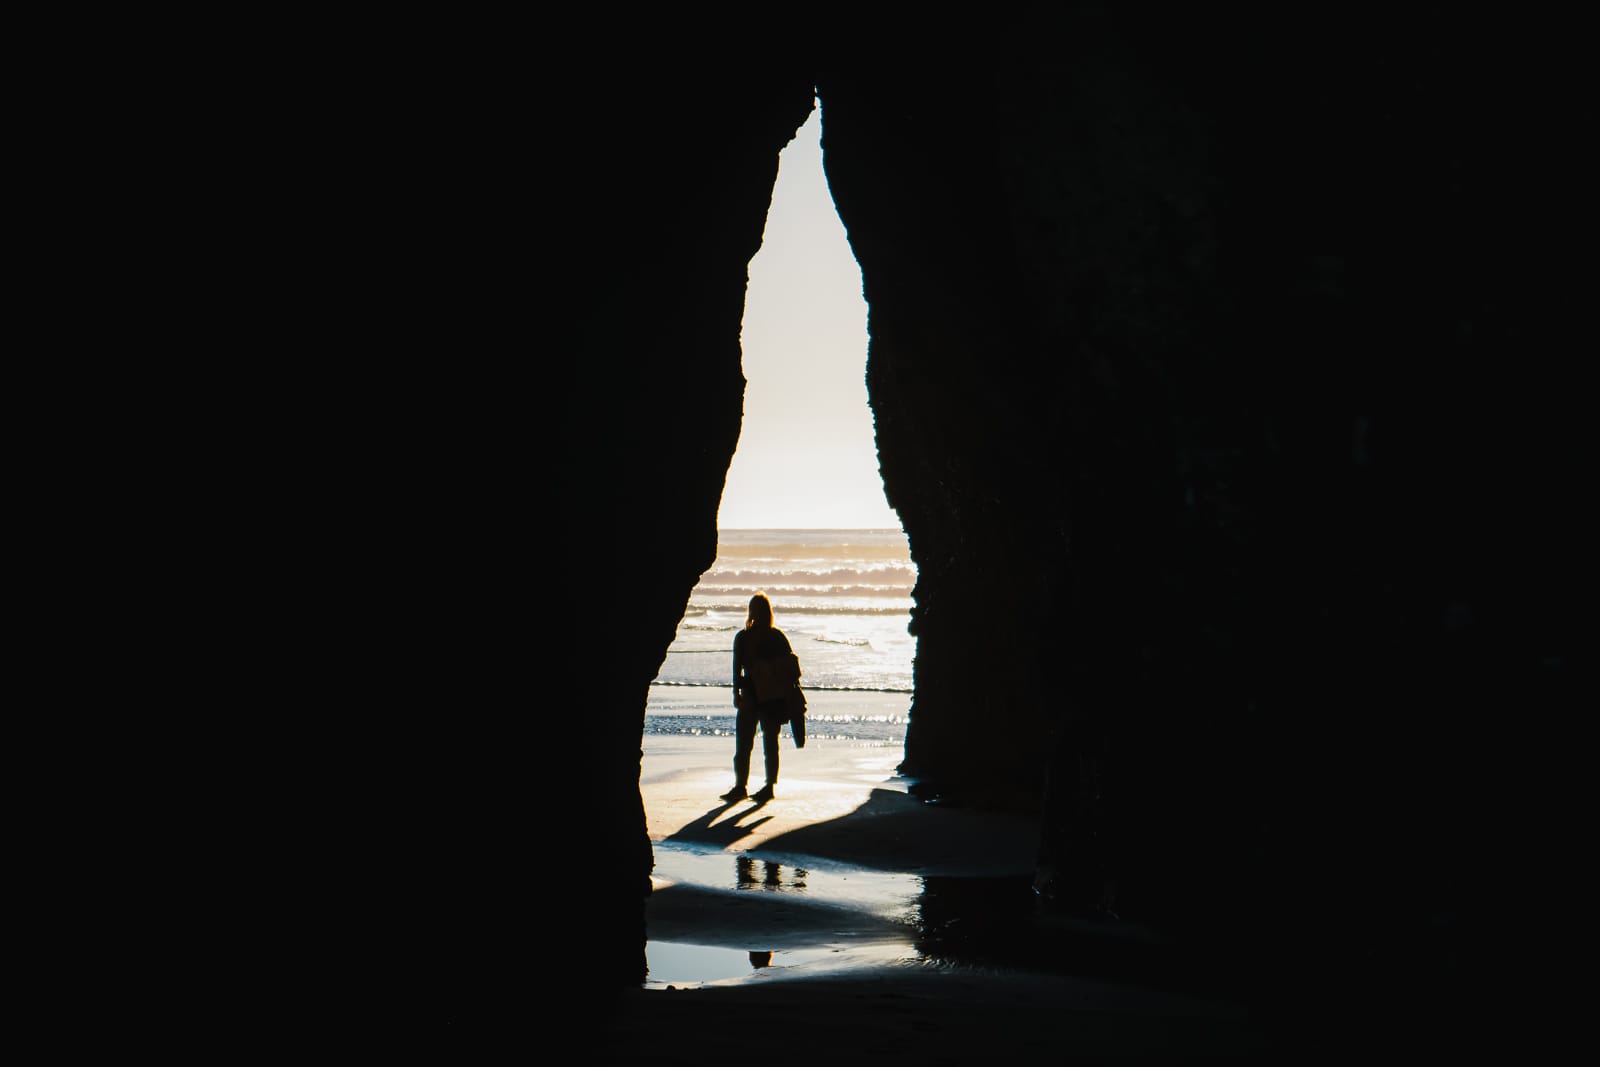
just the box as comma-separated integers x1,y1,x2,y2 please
638,98,921,985
646,96,916,757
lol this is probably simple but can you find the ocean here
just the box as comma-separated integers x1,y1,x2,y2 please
647,528,916,746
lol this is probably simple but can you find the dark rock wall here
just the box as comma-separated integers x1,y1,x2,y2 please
226,59,817,1040
812,6,1575,1033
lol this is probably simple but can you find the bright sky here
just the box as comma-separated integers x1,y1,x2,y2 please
716,103,902,531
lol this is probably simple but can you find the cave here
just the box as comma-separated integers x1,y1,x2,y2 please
252,10,1575,1056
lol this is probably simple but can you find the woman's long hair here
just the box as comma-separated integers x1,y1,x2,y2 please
746,592,774,633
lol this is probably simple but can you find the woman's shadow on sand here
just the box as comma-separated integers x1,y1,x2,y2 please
664,788,1038,875
662,795,777,850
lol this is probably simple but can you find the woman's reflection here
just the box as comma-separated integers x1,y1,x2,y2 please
735,855,808,890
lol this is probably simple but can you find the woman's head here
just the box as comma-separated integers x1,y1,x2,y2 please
746,592,774,630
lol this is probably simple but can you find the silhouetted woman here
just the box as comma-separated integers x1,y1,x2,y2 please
724,591,793,802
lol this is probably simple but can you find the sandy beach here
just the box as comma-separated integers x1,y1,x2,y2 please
640,734,1042,878
582,734,1274,1062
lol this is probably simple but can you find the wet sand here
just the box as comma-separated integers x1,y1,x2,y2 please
583,735,1273,1062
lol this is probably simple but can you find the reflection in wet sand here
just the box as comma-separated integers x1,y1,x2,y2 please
642,843,923,987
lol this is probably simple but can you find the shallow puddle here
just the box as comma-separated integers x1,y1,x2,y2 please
642,841,923,987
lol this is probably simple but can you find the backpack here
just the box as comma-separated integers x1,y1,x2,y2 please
748,644,807,747
750,651,801,705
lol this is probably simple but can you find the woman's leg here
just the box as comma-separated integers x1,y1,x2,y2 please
758,710,781,789
728,705,757,795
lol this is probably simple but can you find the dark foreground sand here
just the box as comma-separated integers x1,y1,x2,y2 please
582,736,1275,1062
